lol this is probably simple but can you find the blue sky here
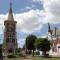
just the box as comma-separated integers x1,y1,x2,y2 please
0,0,60,48
0,0,43,13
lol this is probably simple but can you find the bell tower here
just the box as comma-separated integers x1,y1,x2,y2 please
3,3,17,55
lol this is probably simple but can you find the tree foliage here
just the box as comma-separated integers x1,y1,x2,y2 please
26,34,37,50
35,38,50,56
26,34,37,56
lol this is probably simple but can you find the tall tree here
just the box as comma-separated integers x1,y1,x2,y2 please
35,38,50,56
26,34,37,56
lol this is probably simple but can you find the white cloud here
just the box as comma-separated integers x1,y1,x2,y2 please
15,9,45,33
0,9,46,48
31,0,60,24
0,0,60,35
0,0,60,47
0,14,8,34
32,0,42,2
25,6,31,10
17,39,25,48
0,9,46,33
39,35,47,38
1,0,60,47
43,0,60,24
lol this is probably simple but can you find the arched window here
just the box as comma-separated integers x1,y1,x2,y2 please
12,39,15,43
8,48,12,53
6,38,9,42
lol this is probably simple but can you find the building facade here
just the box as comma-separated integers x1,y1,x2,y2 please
2,3,17,55
48,23,60,56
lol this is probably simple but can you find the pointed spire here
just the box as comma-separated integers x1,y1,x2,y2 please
48,23,51,32
48,23,52,34
55,27,57,37
8,2,14,21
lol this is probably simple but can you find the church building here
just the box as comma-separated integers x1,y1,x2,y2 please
48,23,60,56
2,3,17,55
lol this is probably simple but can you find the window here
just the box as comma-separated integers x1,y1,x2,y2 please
8,48,12,53
6,38,9,42
12,39,15,43
58,46,60,48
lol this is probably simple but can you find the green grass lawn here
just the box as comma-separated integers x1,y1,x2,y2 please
3,56,60,60
31,56,60,60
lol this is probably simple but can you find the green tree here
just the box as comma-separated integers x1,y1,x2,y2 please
26,34,37,56
35,38,50,56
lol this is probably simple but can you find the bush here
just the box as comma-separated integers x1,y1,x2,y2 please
18,53,26,57
8,54,17,58
36,52,40,55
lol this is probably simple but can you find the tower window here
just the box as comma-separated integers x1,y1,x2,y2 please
58,46,60,48
8,48,12,53
12,39,15,43
6,38,9,42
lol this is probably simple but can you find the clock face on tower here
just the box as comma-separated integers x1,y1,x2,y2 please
7,24,15,32
9,27,12,32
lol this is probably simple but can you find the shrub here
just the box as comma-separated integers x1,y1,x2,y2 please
36,52,40,55
18,53,26,57
8,54,16,58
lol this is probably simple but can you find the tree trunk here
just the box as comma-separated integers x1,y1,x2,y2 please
0,55,3,60
33,50,34,56
43,51,49,57
43,51,46,56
